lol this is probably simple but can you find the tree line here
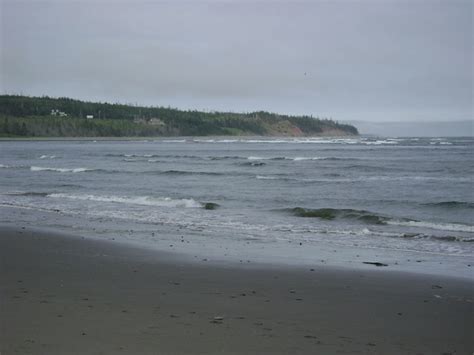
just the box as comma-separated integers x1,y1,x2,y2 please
0,95,358,137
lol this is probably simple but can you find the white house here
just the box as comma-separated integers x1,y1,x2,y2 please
51,109,68,117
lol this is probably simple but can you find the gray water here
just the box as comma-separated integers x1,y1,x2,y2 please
1,136,473,277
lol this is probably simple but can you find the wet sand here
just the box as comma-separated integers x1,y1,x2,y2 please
1,226,472,354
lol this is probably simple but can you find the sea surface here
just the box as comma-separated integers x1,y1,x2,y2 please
1,136,473,278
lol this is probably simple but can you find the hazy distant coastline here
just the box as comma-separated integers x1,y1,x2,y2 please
343,120,473,137
0,95,357,138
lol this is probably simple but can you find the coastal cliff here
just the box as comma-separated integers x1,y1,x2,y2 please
0,95,358,137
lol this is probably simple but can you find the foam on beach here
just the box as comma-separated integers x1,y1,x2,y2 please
387,220,474,233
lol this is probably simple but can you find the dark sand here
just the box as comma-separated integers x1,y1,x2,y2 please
1,227,472,355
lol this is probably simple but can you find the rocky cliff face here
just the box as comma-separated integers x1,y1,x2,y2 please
263,120,357,137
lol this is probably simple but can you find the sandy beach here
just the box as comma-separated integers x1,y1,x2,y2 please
0,226,472,355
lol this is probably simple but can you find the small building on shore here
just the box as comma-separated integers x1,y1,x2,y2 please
148,118,164,126
51,109,68,117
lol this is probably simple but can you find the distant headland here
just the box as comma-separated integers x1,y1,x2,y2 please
0,95,358,138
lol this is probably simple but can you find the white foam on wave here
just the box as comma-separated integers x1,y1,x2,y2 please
30,166,92,173
364,140,398,145
39,155,56,159
0,164,10,168
215,139,240,143
255,174,467,184
387,220,474,233
430,141,453,145
124,154,156,158
248,156,270,160
193,139,216,143
255,175,278,180
248,156,324,161
364,176,472,183
189,137,403,145
245,139,294,143
291,157,324,161
48,193,202,208
255,175,353,183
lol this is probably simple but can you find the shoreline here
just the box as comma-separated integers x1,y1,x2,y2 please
1,204,472,280
0,134,359,142
1,225,472,354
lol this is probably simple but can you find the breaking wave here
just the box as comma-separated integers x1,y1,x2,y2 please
248,156,325,161
157,170,225,176
30,166,95,173
256,175,281,180
39,155,56,159
191,138,401,145
287,207,389,224
47,193,203,208
286,207,474,233
107,153,360,163
255,175,352,183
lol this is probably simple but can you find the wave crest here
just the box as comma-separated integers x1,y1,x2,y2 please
423,201,474,209
48,193,203,208
30,166,93,173
387,220,473,233
248,156,324,161
159,170,224,176
287,207,474,233
288,207,388,225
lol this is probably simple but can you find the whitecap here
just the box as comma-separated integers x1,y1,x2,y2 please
30,166,92,173
363,140,398,145
256,175,280,180
291,157,324,161
47,193,202,208
248,156,269,160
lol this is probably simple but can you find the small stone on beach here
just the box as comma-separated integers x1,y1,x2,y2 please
363,262,388,267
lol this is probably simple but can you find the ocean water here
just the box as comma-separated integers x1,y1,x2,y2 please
1,137,473,277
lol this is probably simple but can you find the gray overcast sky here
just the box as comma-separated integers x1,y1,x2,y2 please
1,0,472,122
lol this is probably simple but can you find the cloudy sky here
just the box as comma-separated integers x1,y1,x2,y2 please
1,0,472,122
